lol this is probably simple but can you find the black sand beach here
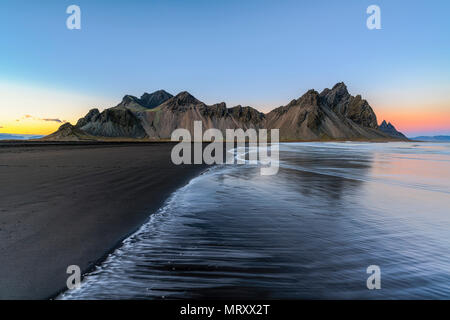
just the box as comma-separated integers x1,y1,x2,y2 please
0,142,206,299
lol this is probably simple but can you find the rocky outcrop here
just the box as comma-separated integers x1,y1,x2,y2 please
318,83,378,128
76,108,147,138
41,123,96,141
113,90,173,112
140,92,265,139
229,105,266,126
76,108,100,128
140,90,173,109
43,82,408,141
265,83,393,140
379,120,408,139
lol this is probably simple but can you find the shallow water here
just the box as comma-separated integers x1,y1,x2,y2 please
62,142,450,299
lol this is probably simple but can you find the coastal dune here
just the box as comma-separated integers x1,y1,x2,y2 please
0,142,206,299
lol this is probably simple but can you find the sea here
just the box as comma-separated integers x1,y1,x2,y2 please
0,133,44,140
61,142,450,299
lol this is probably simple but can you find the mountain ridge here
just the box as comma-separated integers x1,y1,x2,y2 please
378,120,407,139
42,83,408,141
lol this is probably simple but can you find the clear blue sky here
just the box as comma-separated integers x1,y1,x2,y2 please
0,0,449,136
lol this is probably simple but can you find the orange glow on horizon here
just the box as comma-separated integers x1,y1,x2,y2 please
0,81,116,136
376,108,450,134
0,119,74,135
1,110,449,136
1,80,449,136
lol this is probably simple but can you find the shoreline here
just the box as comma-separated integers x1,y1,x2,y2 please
0,137,412,149
57,165,216,300
54,166,211,300
0,143,208,299
0,140,427,299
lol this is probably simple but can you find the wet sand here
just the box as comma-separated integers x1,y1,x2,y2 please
0,142,207,299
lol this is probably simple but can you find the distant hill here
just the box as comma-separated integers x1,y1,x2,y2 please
412,135,450,142
40,123,97,141
378,120,407,139
43,83,408,142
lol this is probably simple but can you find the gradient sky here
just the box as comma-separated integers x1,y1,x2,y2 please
0,0,449,136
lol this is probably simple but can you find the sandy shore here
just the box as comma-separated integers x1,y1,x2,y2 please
0,142,207,299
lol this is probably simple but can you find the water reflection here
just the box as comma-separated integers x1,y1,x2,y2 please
62,142,450,299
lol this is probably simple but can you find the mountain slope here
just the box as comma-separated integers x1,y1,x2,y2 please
43,82,408,141
140,91,265,139
113,90,173,112
75,108,147,138
378,120,408,139
265,83,392,140
41,123,97,141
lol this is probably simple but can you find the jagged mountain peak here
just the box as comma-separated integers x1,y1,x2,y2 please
141,89,171,97
283,89,320,108
320,82,350,105
44,82,409,141
229,105,265,123
171,91,202,105
121,94,141,105
379,120,407,139
76,108,100,128
140,90,173,108
379,120,397,130
332,81,348,91
118,90,173,109
298,89,320,105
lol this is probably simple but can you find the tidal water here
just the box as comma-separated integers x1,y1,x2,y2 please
62,142,450,299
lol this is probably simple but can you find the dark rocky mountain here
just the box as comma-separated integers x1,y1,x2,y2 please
378,120,408,139
43,83,408,141
113,90,173,112
140,90,173,109
320,82,378,128
265,83,393,140
140,91,265,139
163,91,202,109
75,108,147,138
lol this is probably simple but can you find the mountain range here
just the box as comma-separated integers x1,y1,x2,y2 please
42,82,407,141
411,135,450,142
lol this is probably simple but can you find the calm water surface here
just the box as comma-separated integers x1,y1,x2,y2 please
62,142,450,299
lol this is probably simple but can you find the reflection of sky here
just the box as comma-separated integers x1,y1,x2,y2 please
0,0,449,136
61,142,450,299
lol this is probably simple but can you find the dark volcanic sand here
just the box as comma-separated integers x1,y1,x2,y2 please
0,142,207,299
